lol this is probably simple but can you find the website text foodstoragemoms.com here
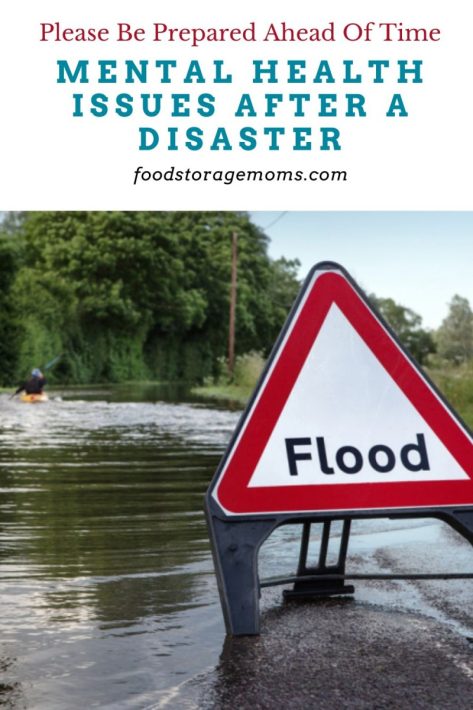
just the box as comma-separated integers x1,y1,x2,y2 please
132,165,348,185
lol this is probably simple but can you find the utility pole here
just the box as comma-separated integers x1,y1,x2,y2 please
228,231,238,377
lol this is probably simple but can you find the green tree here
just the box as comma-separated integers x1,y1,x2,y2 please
436,295,473,364
11,211,300,383
0,234,21,383
369,294,436,364
141,212,300,370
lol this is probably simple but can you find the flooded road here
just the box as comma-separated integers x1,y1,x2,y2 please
0,386,236,708
0,386,472,708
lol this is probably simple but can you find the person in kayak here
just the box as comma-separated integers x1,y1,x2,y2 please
15,368,47,396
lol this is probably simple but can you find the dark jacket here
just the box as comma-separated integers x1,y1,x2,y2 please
15,376,47,395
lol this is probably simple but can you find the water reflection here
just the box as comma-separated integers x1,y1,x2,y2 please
2,385,473,708
0,656,24,708
0,386,238,707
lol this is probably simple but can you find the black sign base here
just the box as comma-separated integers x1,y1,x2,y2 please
205,508,279,635
283,520,355,601
206,503,473,636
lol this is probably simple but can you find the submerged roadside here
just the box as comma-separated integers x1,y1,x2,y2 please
177,517,473,709
188,594,473,709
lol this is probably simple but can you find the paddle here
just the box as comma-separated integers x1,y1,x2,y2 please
43,354,63,371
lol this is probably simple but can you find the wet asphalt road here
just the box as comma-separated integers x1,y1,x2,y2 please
179,518,473,709
187,593,473,709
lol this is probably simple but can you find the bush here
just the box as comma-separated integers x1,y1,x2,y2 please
232,351,265,388
427,360,473,428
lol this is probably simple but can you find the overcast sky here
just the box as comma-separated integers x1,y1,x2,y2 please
249,211,473,330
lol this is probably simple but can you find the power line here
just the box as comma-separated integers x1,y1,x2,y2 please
261,211,288,231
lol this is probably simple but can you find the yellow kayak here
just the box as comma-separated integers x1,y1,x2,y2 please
20,393,49,403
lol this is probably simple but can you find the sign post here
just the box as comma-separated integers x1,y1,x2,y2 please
205,262,473,635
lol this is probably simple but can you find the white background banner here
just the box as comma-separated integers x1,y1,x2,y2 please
0,1,471,210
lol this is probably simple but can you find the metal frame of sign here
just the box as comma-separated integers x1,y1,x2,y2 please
205,261,473,636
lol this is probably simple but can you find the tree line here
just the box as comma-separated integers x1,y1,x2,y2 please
0,211,472,388
0,212,300,385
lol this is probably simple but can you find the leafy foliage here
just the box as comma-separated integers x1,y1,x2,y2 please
1,211,301,384
428,361,473,428
0,235,22,381
369,294,436,364
436,295,473,365
1,211,470,388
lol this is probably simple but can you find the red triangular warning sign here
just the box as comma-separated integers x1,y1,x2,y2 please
209,263,473,516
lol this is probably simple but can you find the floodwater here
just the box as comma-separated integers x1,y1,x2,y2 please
0,385,472,708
